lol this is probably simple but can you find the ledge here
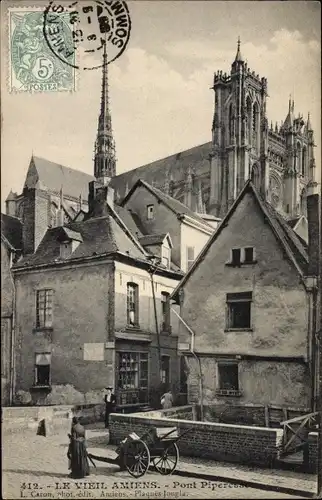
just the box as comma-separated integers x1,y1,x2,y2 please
225,261,257,267
30,385,52,392
32,327,53,334
224,328,253,332
215,389,242,397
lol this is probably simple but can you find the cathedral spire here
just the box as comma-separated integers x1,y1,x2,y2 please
94,39,116,183
234,37,243,63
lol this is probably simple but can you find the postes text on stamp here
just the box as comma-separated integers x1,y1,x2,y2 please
9,7,76,92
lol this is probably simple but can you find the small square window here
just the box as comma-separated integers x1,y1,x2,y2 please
147,205,154,220
244,247,254,264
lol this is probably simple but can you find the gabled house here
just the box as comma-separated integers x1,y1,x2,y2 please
121,179,216,273
171,181,320,425
1,214,23,404
12,181,184,407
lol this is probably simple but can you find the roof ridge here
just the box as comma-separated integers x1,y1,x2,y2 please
33,155,93,177
114,141,212,179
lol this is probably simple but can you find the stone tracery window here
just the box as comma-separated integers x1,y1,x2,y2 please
296,142,301,172
301,147,307,177
229,103,234,142
269,175,282,209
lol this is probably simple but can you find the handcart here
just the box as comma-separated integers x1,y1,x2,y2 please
88,426,190,478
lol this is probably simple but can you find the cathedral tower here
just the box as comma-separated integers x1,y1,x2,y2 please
210,39,268,217
88,40,116,217
94,40,117,184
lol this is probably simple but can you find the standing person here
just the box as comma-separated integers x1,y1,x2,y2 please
104,387,116,428
161,388,173,410
67,417,90,479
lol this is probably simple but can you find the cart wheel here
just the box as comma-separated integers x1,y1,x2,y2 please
123,439,150,478
153,442,179,475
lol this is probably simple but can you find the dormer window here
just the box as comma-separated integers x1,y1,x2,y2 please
161,245,171,269
147,204,154,220
60,239,80,259
58,228,82,259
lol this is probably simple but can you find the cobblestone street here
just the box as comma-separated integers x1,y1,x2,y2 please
2,427,306,499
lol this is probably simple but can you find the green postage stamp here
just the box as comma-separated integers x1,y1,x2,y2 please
8,7,76,92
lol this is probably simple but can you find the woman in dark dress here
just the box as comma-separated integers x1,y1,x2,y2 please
67,417,90,479
104,387,116,428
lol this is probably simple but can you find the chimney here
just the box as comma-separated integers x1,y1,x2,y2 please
88,180,114,218
307,181,321,277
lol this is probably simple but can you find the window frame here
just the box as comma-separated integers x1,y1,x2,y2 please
216,361,241,397
147,204,155,220
36,289,53,329
161,245,171,269
161,291,171,332
34,352,51,387
226,247,256,266
161,354,171,386
127,282,139,327
117,351,149,404
186,246,195,271
226,291,253,331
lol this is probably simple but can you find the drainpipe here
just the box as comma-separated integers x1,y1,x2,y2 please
148,258,162,388
171,307,204,421
9,251,16,406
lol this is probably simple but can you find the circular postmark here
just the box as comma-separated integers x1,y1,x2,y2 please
43,0,131,70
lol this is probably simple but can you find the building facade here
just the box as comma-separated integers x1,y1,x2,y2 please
12,184,183,407
171,181,320,424
1,214,23,405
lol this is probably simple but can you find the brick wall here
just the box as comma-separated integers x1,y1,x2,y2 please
109,412,284,468
202,403,310,427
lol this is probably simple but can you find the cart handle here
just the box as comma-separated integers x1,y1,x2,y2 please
159,427,193,441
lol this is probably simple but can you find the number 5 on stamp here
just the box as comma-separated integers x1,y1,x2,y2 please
8,7,76,93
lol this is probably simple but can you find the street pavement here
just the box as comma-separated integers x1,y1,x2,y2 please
2,425,313,500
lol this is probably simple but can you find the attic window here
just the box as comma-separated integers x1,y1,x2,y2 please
161,245,171,269
60,239,80,259
60,241,72,259
147,204,154,220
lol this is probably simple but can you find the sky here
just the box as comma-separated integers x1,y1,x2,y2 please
1,0,321,208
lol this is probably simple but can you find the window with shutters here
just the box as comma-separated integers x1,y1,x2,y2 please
36,289,53,328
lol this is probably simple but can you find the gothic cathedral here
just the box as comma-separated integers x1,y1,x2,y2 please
209,39,316,219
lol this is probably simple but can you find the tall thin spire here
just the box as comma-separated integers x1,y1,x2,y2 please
94,38,116,182
234,36,243,63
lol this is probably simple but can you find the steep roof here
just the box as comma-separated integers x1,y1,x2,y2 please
24,156,94,200
15,212,148,268
171,181,309,301
121,179,212,228
1,213,23,250
139,234,168,246
111,142,212,200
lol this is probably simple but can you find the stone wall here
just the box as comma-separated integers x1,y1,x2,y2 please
109,412,284,468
